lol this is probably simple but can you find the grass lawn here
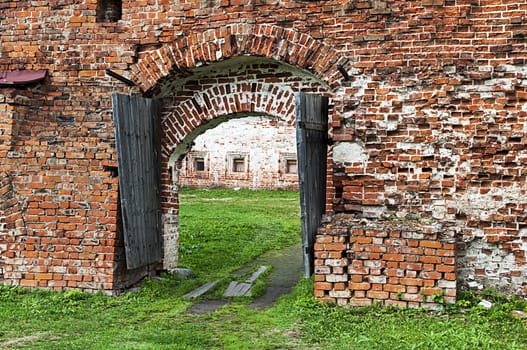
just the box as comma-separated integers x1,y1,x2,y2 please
177,188,301,277
0,189,526,349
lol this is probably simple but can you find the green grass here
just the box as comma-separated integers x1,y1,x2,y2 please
178,188,301,277
0,189,526,349
284,282,527,350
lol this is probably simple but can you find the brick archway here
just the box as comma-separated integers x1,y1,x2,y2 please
162,82,296,161
130,24,341,272
156,64,328,269
130,23,346,94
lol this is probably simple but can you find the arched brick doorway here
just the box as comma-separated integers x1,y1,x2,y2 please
155,57,330,271
121,23,347,284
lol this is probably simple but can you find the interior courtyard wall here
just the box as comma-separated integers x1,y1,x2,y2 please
177,116,299,190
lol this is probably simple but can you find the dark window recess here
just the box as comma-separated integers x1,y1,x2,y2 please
103,165,119,178
233,158,245,173
97,0,122,23
195,158,205,172
286,159,297,174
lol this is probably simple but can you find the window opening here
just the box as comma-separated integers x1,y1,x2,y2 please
195,157,205,172
103,165,119,178
96,0,122,23
286,159,297,174
279,153,297,178
233,158,245,173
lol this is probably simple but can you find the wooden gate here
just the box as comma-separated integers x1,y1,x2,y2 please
295,92,329,277
112,93,163,269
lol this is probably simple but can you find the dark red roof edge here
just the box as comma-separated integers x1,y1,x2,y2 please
0,70,47,86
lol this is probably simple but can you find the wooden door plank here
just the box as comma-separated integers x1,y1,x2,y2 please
295,92,328,277
112,93,162,269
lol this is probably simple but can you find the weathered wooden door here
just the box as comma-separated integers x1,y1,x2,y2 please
295,92,329,277
112,93,163,269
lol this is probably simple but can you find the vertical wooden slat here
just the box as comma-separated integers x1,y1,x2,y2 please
112,93,162,269
296,92,328,277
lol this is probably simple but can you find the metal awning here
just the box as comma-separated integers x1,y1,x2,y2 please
0,70,47,86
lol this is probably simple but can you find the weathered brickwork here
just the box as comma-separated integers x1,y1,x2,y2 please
315,214,456,307
166,58,324,190
1,1,527,305
178,116,299,190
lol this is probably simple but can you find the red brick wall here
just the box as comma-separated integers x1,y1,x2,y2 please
315,214,456,307
0,1,526,304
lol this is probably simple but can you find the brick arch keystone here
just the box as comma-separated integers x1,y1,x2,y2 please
131,23,346,93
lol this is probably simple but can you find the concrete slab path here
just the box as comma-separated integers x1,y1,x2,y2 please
185,242,303,314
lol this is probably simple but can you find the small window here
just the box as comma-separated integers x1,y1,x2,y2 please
195,158,205,172
227,153,249,176
187,152,208,174
97,0,122,23
279,153,297,178
286,159,297,174
233,158,245,173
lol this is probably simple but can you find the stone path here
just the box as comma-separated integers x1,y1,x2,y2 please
224,265,269,297
248,243,303,310
185,242,303,315
183,279,221,299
